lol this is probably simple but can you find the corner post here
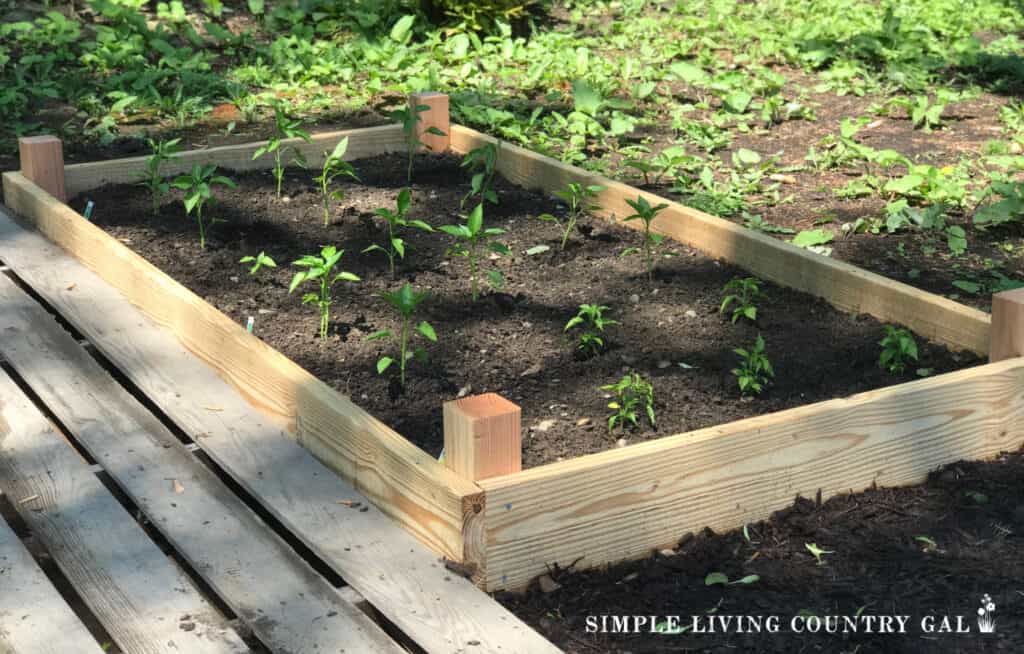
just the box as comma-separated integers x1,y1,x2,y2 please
18,136,66,202
991,288,1024,362
443,393,521,481
409,92,450,154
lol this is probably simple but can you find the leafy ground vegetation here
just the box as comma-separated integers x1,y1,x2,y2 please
3,0,1023,303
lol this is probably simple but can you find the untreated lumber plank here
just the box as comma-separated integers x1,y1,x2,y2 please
0,513,105,654
63,124,406,198
991,288,1024,361
444,394,523,481
478,358,1024,590
0,372,247,654
19,136,66,201
0,210,561,654
449,125,991,356
3,171,481,562
0,275,403,654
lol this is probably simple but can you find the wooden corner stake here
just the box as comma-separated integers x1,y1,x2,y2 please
409,92,450,154
19,136,66,202
443,393,521,481
990,288,1024,362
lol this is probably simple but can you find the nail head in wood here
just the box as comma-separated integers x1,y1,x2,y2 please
990,288,1024,362
443,393,521,481
409,92,450,154
18,136,66,202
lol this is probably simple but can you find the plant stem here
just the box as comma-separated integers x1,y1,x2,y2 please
275,149,283,198
321,178,330,226
469,253,478,302
197,204,205,249
562,213,576,250
319,279,329,339
398,318,409,387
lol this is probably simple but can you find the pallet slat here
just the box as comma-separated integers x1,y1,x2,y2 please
0,211,560,653
0,274,403,654
0,372,248,654
0,513,106,654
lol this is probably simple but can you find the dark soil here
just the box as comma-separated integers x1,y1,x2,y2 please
80,152,979,468
498,450,1024,654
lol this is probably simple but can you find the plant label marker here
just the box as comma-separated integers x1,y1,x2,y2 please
18,135,66,202
990,288,1024,361
83,200,94,220
246,316,255,333
443,393,521,481
409,92,450,153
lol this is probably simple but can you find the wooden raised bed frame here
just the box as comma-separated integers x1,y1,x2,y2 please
5,94,1023,592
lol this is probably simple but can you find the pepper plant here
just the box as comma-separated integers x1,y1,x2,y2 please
363,188,434,276
288,246,360,340
172,164,235,249
314,137,359,226
253,102,310,198
138,137,181,214
565,304,617,356
621,195,670,281
461,141,500,207
366,283,437,388
879,326,918,374
537,182,605,250
439,203,510,301
390,103,446,183
601,373,655,432
239,251,276,274
720,277,764,324
732,334,774,395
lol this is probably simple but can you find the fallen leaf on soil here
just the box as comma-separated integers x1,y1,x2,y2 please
538,574,562,593
171,479,184,494
336,499,362,508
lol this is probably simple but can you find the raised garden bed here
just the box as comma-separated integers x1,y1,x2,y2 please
5,94,1023,593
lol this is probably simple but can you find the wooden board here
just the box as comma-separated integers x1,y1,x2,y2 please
0,275,403,654
0,210,561,654
0,513,105,654
449,125,991,356
3,171,481,563
63,124,406,198
0,372,248,654
478,358,1024,590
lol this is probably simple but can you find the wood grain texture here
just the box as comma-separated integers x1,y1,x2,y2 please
0,275,403,654
18,136,65,201
3,171,481,563
0,208,560,653
444,394,522,481
0,373,247,654
0,513,105,654
991,288,1024,361
450,125,991,356
63,124,405,198
478,359,1024,590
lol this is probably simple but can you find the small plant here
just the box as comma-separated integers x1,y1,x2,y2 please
621,195,670,281
390,103,446,183
461,141,500,207
239,251,276,274
879,326,918,375
366,283,437,388
172,164,236,249
538,182,604,250
253,102,310,198
720,277,764,324
314,137,359,226
439,203,510,301
565,304,617,356
732,334,774,395
138,137,181,214
601,372,655,433
363,188,434,276
805,543,834,566
288,246,360,340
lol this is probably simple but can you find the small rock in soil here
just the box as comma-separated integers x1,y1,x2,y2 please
617,438,628,448
520,363,542,377
532,419,557,433
457,384,472,398
685,309,697,318
538,574,561,594
575,417,591,427
629,293,640,303
657,360,671,369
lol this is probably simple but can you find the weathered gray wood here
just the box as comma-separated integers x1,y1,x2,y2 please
0,209,561,653
0,273,402,653
0,372,247,654
0,512,105,654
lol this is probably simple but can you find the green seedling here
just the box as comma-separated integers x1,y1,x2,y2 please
732,334,774,395
171,164,235,249
565,303,617,356
366,283,437,388
253,102,310,198
314,137,359,226
805,543,834,566
705,572,760,586
363,188,434,275
239,251,276,274
288,246,360,340
138,137,181,214
601,372,655,432
461,141,500,207
879,325,918,375
390,103,446,183
439,203,509,301
538,182,604,250
621,195,670,281
720,277,764,324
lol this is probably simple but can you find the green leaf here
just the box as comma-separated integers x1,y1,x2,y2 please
724,91,753,113
366,330,392,341
288,272,307,293
572,79,603,116
670,61,707,85
487,270,503,288
952,280,981,294
376,357,394,374
334,271,360,282
705,572,729,586
883,174,924,195
416,321,437,342
733,574,760,585
791,229,834,248
390,14,415,42
467,204,484,234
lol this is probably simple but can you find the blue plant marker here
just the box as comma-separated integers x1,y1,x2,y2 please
246,316,255,333
83,200,94,220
